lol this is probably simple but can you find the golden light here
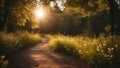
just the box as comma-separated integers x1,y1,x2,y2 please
50,1,55,7
34,8,45,19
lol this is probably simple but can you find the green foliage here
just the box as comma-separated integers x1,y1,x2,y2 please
0,55,9,68
1,0,119,35
48,34,120,68
0,31,41,55
104,24,111,32
65,0,109,16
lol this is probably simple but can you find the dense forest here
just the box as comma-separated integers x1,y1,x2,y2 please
0,0,120,68
0,0,119,35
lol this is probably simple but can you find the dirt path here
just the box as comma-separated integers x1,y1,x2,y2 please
8,38,90,68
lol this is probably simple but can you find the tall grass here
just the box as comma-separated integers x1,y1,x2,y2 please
48,34,120,68
0,31,41,68
0,31,41,55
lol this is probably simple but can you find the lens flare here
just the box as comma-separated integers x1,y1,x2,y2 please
34,8,45,19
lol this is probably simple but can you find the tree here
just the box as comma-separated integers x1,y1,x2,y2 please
0,0,57,32
109,0,120,35
0,0,35,31
65,0,109,16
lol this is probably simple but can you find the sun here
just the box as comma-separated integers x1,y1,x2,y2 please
34,8,45,19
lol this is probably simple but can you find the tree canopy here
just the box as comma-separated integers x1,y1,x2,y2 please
0,0,120,34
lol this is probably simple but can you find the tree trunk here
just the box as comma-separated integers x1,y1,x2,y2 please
109,0,115,35
2,0,9,32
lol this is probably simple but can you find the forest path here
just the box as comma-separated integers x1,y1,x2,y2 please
8,38,90,68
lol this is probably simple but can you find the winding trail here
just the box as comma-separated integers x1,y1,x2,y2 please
8,38,90,68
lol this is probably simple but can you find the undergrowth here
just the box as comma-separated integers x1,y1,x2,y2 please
0,31,41,67
0,31,41,55
48,34,120,68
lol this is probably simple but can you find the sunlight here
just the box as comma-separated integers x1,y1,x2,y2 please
50,1,55,7
34,8,45,19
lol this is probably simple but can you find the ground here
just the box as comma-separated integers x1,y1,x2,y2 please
8,38,90,68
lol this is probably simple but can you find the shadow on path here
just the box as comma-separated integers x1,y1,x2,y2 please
8,38,90,68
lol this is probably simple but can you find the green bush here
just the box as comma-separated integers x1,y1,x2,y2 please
49,34,120,68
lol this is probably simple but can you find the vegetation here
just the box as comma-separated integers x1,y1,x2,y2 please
48,34,120,68
0,0,120,35
0,31,41,55
0,0,120,68
0,56,9,68
0,31,41,67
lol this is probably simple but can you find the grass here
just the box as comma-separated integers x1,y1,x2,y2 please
0,31,41,55
0,31,41,68
48,34,120,68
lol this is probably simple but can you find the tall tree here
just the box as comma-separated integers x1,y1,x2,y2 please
0,0,57,32
109,0,120,35
0,0,35,31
